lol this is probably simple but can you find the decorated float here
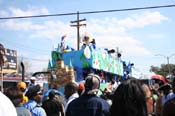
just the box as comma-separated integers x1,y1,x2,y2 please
48,35,134,86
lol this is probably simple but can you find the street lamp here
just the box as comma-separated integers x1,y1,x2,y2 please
155,53,175,80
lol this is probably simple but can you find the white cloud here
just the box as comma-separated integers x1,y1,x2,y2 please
0,10,9,17
30,21,75,40
0,20,45,31
9,6,49,17
118,11,168,29
0,6,49,30
93,34,151,57
0,6,49,18
87,18,125,34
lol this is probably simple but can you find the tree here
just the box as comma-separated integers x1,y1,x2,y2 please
150,63,175,77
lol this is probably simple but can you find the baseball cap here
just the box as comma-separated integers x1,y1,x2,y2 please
25,85,42,98
17,82,26,89
79,83,85,90
30,76,36,80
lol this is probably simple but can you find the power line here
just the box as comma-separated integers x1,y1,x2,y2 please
80,4,175,15
0,12,76,20
0,4,175,20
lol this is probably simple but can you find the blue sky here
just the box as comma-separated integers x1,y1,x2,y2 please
0,0,175,77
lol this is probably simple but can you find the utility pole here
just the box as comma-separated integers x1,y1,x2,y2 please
167,56,171,77
70,11,86,50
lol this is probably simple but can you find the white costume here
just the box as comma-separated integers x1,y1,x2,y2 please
0,92,17,116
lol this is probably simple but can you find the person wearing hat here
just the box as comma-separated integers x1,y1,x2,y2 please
29,76,36,87
17,81,28,104
23,85,46,116
66,73,110,116
159,83,173,105
78,83,85,96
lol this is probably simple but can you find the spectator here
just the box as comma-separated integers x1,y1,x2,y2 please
110,79,148,116
162,78,175,116
66,73,110,116
17,81,28,104
159,83,173,105
64,82,79,112
155,83,173,116
100,88,113,106
29,77,36,87
23,85,46,116
156,90,164,116
0,91,17,116
151,84,159,112
5,87,31,116
42,89,66,108
42,90,64,116
142,84,154,116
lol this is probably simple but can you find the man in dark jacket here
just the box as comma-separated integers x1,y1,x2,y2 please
66,73,110,116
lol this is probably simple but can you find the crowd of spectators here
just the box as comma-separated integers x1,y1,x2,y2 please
1,73,175,116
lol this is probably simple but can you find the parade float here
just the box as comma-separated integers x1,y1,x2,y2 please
48,35,134,86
